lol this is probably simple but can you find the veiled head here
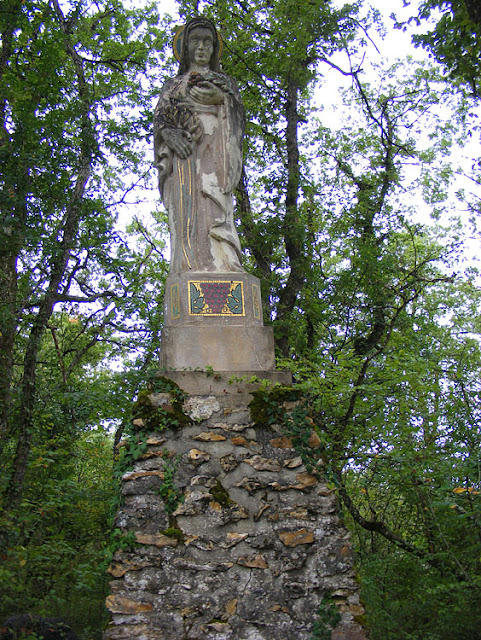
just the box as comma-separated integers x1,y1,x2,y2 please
177,18,221,74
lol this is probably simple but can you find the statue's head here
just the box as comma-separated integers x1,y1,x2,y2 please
175,17,222,74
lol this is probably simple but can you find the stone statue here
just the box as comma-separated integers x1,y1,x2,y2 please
154,18,245,274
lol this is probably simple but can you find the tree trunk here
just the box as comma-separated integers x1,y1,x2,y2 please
275,79,306,356
3,1,93,509
235,168,272,281
0,0,24,438
463,0,481,25
0,251,18,438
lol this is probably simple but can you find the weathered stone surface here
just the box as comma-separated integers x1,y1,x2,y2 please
135,533,178,548
332,625,368,640
172,489,210,516
104,373,367,640
284,456,304,468
293,472,318,490
201,622,232,637
104,623,153,640
186,448,211,466
278,529,315,547
115,495,169,533
158,369,292,396
220,453,238,471
237,554,268,569
121,476,163,496
105,595,153,614
190,474,217,487
222,422,253,432
155,14,245,285
137,450,165,460
223,598,238,618
122,470,164,482
254,503,271,521
235,476,266,494
183,396,220,421
270,436,294,449
231,435,255,447
193,431,227,442
107,557,152,578
161,320,276,372
268,507,309,521
308,430,322,448
146,434,167,446
244,455,281,472
148,392,173,409
222,532,249,548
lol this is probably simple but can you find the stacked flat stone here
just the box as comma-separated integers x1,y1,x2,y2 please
104,375,367,640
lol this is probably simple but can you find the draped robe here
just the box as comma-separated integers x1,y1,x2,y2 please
154,71,245,274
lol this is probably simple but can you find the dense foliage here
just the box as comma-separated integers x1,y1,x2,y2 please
402,0,481,97
0,0,170,634
1,0,480,638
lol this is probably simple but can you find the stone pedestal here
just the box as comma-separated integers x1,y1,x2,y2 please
160,272,276,372
104,377,367,640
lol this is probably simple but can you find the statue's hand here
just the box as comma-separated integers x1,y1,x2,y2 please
162,128,193,159
190,81,224,105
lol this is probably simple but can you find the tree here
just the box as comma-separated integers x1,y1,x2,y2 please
0,3,178,632
397,0,481,98
0,0,169,512
340,274,481,639
0,421,116,634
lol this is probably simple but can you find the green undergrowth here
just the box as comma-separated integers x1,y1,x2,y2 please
114,377,190,484
156,454,184,514
102,529,138,568
131,376,190,432
312,594,342,640
249,385,304,426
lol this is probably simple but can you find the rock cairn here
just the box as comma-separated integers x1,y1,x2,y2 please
104,374,367,640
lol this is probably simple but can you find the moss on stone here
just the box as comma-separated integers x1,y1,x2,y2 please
131,390,163,432
353,613,368,628
209,480,233,507
166,400,191,427
249,385,303,427
149,375,186,402
161,527,185,544
131,385,190,432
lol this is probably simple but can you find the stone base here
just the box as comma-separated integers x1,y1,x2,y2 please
104,386,368,640
160,325,276,371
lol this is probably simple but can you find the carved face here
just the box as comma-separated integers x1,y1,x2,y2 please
187,27,214,67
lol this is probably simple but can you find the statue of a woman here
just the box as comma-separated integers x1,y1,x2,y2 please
154,18,245,274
